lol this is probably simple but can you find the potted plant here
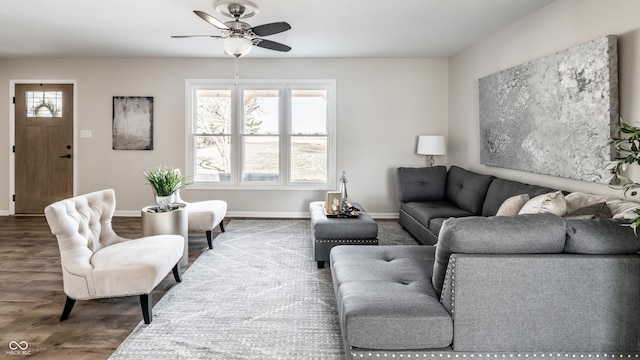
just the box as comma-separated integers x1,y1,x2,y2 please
607,121,640,232
143,165,191,212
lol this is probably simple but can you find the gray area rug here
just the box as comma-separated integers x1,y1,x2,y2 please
109,219,418,360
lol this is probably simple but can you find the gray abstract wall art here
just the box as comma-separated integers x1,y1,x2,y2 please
478,35,618,183
112,96,154,150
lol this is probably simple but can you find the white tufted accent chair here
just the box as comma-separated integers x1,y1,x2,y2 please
44,189,184,324
174,189,227,249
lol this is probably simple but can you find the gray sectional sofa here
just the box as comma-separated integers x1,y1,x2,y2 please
329,165,640,359
396,165,556,244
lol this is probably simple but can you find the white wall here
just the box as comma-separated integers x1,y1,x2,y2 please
0,57,448,217
449,0,640,196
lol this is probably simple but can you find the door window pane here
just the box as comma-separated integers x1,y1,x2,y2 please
26,91,63,117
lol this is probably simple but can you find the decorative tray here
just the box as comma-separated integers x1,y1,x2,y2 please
324,203,360,218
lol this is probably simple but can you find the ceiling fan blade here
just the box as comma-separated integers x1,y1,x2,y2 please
254,39,292,52
171,35,225,39
193,10,229,30
250,22,291,37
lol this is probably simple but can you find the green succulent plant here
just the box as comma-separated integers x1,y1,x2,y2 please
606,121,640,232
144,165,191,197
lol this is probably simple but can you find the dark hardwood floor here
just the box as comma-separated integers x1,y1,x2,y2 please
0,215,225,360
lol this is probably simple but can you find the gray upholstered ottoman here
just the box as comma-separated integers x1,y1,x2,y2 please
309,201,378,268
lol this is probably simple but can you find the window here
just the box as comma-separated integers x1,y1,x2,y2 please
26,91,63,117
186,80,336,190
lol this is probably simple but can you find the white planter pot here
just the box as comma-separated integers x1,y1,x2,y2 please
155,194,176,212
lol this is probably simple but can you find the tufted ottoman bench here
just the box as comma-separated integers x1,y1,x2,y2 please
309,201,378,268
329,245,453,357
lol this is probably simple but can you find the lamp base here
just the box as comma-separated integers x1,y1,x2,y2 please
426,155,435,167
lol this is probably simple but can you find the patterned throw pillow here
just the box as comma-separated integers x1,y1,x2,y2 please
564,202,612,219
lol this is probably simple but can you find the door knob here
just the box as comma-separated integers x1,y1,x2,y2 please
59,154,71,158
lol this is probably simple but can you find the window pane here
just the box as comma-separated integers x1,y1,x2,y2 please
291,90,327,135
291,136,327,182
26,91,63,117
243,136,279,182
196,90,231,134
243,90,279,135
195,135,231,182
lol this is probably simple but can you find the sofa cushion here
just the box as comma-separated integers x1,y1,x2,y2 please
495,194,530,216
428,217,447,236
330,245,453,350
445,166,495,214
396,166,447,202
564,202,612,219
518,191,567,216
564,219,640,254
400,201,473,228
432,213,567,294
481,178,558,216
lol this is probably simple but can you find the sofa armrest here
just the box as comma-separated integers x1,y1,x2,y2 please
441,254,640,353
433,213,566,294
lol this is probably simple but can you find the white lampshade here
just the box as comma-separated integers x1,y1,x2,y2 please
417,135,446,155
223,37,252,57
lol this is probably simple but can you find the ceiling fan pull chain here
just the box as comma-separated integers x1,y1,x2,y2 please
234,55,240,85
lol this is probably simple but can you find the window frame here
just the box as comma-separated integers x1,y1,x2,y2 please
185,79,337,190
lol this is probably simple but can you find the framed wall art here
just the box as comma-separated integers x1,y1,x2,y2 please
112,96,153,150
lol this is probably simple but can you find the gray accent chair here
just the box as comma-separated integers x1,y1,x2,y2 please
330,213,640,359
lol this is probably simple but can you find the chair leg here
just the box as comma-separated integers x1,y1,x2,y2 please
60,296,76,321
206,230,213,249
172,263,182,283
140,294,152,324
219,220,225,232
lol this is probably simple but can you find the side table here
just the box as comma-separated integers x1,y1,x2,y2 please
141,204,188,267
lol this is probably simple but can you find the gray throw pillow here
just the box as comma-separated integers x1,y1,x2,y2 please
564,202,612,219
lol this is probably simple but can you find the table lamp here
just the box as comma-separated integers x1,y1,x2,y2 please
417,135,446,166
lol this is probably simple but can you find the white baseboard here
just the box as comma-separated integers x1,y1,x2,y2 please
225,211,399,220
112,210,400,219
114,210,143,217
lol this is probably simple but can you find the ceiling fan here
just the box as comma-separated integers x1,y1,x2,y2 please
172,0,292,57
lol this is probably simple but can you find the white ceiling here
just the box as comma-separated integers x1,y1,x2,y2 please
0,0,554,59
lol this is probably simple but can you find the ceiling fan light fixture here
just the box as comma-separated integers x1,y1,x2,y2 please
223,36,252,57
